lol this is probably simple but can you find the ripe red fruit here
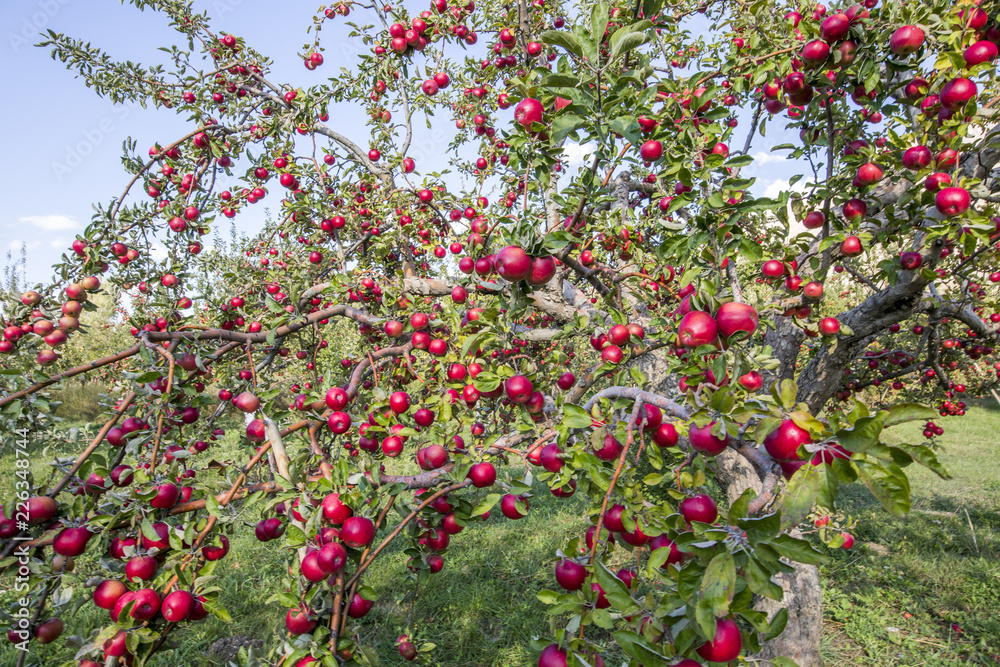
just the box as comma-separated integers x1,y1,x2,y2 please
648,534,684,567
417,443,449,470
677,311,718,347
652,422,679,447
801,40,830,68
803,281,824,299
94,580,127,609
902,146,932,170
964,40,998,67
341,516,375,547
935,187,971,218
505,374,534,404
820,12,850,42
53,526,92,557
122,588,160,622
150,482,180,509
803,210,825,229
594,433,624,460
328,411,351,434
697,617,743,663
539,443,563,472
764,419,813,461
34,618,63,644
715,302,758,340
300,550,329,582
125,555,157,582
286,606,316,634
318,542,348,573
162,590,194,622
738,371,763,391
500,494,528,519
554,558,587,590
527,256,557,285
349,592,375,618
762,260,785,278
468,462,497,487
856,162,884,186
889,25,924,56
25,496,57,524
843,198,867,221
495,245,533,282
556,372,576,390
389,391,410,413
639,140,663,161
680,494,719,524
688,422,729,456
538,644,568,667
514,98,544,130
325,386,349,410
233,392,260,413
819,317,841,335
840,236,862,257
601,345,623,364
322,493,353,524
940,77,977,111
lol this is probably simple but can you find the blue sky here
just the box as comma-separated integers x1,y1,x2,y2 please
1,0,800,286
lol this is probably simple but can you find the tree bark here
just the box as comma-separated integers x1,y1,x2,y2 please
636,352,825,667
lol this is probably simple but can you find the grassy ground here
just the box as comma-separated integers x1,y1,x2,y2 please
1,402,998,666
820,403,1000,666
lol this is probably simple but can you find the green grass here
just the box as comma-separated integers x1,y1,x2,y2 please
820,403,1000,666
2,404,999,666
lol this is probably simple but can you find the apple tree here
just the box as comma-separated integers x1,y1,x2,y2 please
2,0,999,665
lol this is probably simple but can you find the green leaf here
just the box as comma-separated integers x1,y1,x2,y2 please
551,113,585,142
856,460,911,517
779,463,821,529
610,31,649,60
836,415,884,453
591,0,609,47
771,534,828,565
537,589,560,604
540,30,582,57
744,557,783,600
729,489,754,524
882,403,938,427
894,443,950,479
770,657,800,667
765,609,790,641
699,553,736,617
594,559,635,610
562,404,592,429
612,631,672,667
470,493,501,516
778,379,797,409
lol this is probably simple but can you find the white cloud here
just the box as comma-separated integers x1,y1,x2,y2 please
17,215,80,231
8,240,42,251
149,243,168,261
753,151,789,165
764,179,791,198
48,236,71,249
563,141,596,167
762,177,807,199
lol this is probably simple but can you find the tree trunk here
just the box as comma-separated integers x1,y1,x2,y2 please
715,450,824,667
635,353,824,667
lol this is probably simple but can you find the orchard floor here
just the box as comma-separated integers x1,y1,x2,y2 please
1,403,998,667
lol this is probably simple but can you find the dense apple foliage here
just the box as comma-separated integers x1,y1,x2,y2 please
3,0,1000,665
